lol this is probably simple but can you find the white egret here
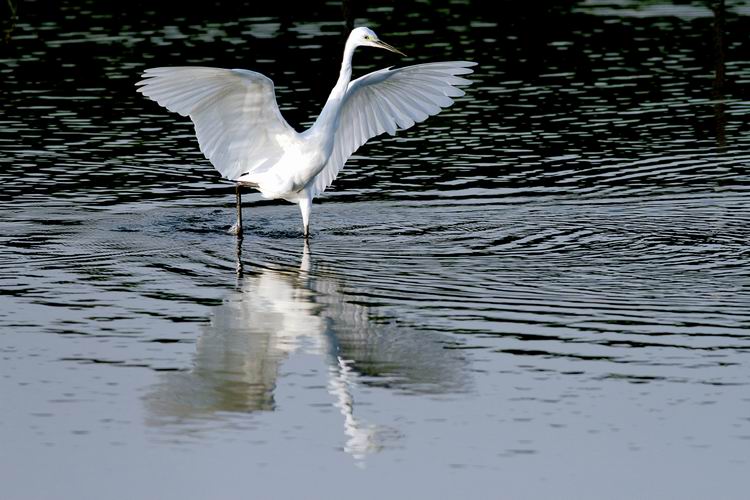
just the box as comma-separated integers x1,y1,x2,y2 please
136,27,475,238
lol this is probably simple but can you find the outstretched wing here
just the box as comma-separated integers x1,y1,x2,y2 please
310,61,476,196
136,67,297,181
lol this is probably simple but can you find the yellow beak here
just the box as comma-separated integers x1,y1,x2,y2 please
374,39,406,57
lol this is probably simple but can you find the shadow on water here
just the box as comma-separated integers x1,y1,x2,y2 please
145,241,469,458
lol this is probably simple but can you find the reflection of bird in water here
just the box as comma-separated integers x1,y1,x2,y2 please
145,243,468,459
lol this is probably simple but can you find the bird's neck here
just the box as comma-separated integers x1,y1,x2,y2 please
311,39,356,134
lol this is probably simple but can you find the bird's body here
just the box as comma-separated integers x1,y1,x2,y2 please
137,27,475,237
236,125,330,201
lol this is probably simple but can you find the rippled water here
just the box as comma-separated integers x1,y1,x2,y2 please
2,1,750,498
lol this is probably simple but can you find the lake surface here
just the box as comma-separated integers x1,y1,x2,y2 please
1,0,749,498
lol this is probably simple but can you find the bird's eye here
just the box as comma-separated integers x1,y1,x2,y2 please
364,35,370,40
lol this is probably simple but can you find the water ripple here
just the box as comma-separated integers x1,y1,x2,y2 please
1,2,750,494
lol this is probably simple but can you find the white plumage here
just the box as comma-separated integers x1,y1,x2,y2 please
136,27,475,238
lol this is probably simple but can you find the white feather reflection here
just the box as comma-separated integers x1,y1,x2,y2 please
145,243,468,458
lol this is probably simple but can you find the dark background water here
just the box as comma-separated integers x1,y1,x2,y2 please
1,1,749,499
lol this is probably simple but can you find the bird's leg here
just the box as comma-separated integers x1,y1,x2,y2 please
298,196,312,239
228,183,243,238
236,183,243,238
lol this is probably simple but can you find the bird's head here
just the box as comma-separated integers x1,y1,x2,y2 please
350,27,406,56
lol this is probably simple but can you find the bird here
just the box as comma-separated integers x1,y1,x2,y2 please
136,27,476,239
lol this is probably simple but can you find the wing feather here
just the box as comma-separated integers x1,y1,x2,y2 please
310,61,475,197
136,66,297,181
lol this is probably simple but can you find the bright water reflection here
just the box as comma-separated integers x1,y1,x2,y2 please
146,243,468,459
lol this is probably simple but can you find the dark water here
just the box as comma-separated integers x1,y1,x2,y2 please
2,1,750,498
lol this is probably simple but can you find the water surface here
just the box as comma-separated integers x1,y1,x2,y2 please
1,1,749,498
